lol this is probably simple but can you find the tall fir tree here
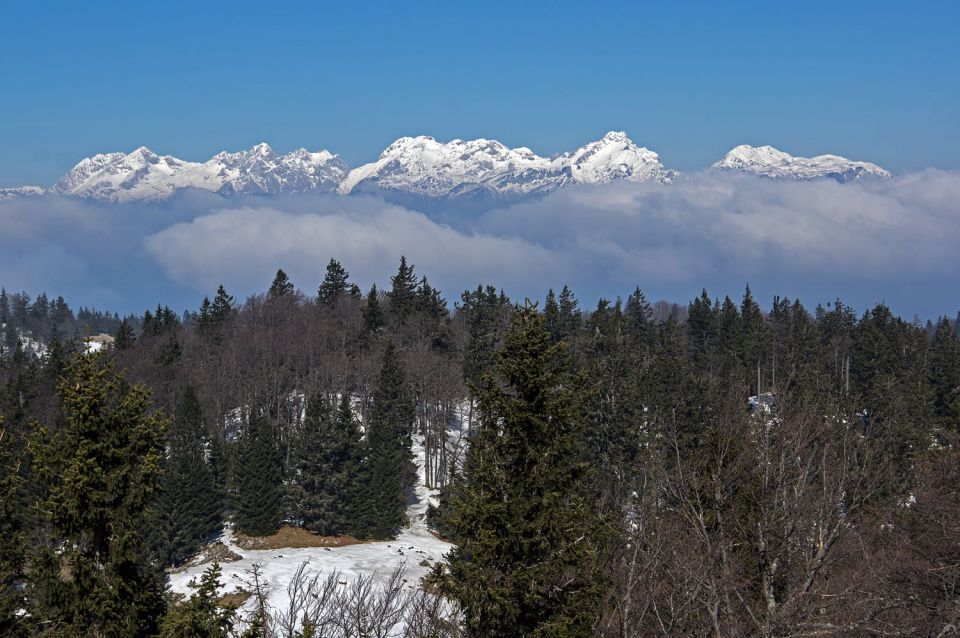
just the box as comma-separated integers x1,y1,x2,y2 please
362,284,384,339
358,342,415,539
114,317,136,350
232,414,284,536
145,386,223,566
387,256,419,321
28,351,168,636
268,269,294,299
291,391,365,536
443,304,610,636
317,258,353,305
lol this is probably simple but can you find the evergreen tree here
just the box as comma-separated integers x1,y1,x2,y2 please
210,285,235,326
28,351,168,636
146,387,223,566
317,258,352,305
361,284,384,338
929,317,960,429
358,342,415,538
444,304,610,636
233,414,284,536
556,284,581,341
0,288,9,326
268,269,294,299
114,317,136,350
387,256,419,321
291,391,365,536
159,563,233,638
0,420,26,637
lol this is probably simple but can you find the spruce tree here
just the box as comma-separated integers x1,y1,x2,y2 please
28,351,168,636
159,562,233,638
114,317,136,350
233,414,284,536
358,342,415,539
210,285,235,325
362,284,384,339
291,391,365,536
146,386,223,565
317,258,352,305
443,304,610,636
387,256,418,321
268,269,294,298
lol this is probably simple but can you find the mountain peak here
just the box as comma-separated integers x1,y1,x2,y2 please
713,144,890,181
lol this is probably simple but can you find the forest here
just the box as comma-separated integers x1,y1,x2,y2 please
1,257,958,637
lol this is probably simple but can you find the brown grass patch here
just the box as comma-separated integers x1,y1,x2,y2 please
233,525,365,550
217,590,252,609
168,541,242,573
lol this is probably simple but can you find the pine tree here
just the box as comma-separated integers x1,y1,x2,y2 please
268,269,294,298
233,414,284,536
28,351,168,636
443,304,610,636
358,342,415,539
387,256,418,321
159,563,233,638
291,391,365,536
317,259,352,305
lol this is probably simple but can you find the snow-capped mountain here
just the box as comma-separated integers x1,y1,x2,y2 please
0,135,893,205
0,186,44,200
712,145,890,182
50,143,348,203
341,131,674,199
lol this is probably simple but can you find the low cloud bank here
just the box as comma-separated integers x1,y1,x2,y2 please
1,171,958,317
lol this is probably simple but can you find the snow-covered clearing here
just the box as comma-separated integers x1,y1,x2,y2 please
168,435,453,623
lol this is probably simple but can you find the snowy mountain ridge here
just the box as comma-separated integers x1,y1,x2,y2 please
3,136,891,204
341,130,676,199
712,144,891,182
50,143,349,203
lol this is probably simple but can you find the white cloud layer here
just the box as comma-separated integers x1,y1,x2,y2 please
1,171,958,317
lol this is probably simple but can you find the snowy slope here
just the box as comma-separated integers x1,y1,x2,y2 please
51,144,348,203
168,435,453,631
712,144,890,182
341,131,674,199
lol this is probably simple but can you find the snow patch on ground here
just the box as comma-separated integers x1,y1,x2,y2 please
168,434,453,624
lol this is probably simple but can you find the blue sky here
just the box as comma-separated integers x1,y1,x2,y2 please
2,1,959,187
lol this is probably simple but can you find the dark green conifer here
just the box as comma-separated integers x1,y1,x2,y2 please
387,256,418,321
358,342,415,539
146,386,223,565
28,351,168,636
291,391,365,536
317,259,352,305
114,317,136,350
268,269,294,298
232,414,283,536
362,284,384,338
159,563,233,638
0,420,26,637
443,304,610,636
